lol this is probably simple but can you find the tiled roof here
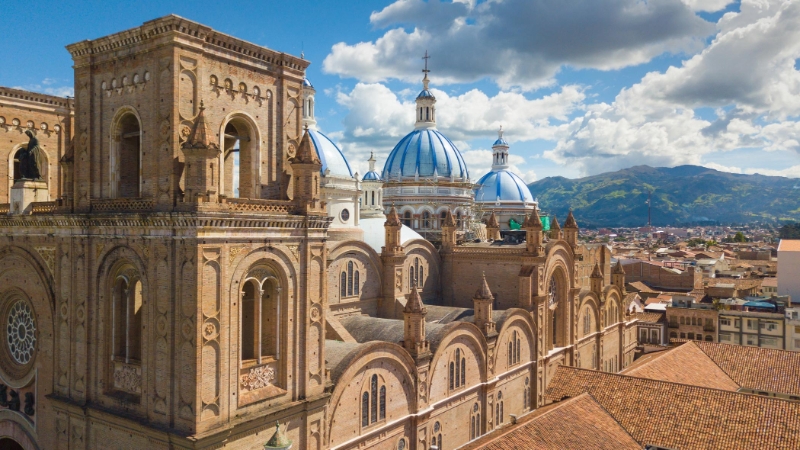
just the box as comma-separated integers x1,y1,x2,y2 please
778,239,800,251
622,342,740,391
469,393,639,450
626,281,657,293
545,367,800,450
629,312,665,324
692,341,800,397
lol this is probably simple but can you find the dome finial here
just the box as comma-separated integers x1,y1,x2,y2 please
422,50,431,90
498,125,503,140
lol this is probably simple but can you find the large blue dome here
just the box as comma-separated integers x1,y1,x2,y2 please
382,129,469,180
474,169,534,203
307,129,353,178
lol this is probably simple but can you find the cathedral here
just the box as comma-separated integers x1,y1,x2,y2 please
0,15,638,450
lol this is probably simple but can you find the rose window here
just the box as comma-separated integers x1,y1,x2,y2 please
7,300,36,365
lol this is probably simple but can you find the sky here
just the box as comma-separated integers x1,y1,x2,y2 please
2,0,799,182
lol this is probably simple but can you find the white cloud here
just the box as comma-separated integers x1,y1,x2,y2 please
461,149,537,182
331,82,582,177
13,80,73,98
323,0,714,90
703,162,800,178
544,0,800,175
681,0,735,12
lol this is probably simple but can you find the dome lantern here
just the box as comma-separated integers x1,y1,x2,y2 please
415,50,436,130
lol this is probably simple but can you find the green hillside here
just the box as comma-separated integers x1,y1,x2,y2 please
527,165,800,228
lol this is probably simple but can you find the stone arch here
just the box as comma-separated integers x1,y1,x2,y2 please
228,247,296,407
95,246,149,401
327,342,416,448
603,286,623,327
109,106,143,198
218,111,262,199
0,246,56,450
544,252,572,351
494,309,536,374
577,292,600,339
403,240,440,299
428,323,488,403
328,241,382,306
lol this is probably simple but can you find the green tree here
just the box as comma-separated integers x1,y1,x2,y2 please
780,222,800,239
733,232,747,243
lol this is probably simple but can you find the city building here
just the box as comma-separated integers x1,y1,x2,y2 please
0,16,635,450
666,296,718,342
778,239,800,302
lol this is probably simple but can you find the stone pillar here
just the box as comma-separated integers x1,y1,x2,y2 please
10,180,49,214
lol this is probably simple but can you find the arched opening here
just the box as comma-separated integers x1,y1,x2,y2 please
547,270,567,350
108,264,144,397
0,438,24,450
241,275,279,363
422,211,431,229
113,112,141,198
403,211,412,227
223,117,258,199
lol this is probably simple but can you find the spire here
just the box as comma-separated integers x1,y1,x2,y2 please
404,281,426,314
293,126,321,164
591,262,603,279
487,210,499,228
564,209,578,229
442,208,456,227
385,205,402,227
527,208,543,229
183,101,218,149
550,215,561,231
415,51,436,130
264,421,292,449
475,273,494,300
613,260,625,274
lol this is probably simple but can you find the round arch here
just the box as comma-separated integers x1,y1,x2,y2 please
544,257,571,351
577,292,601,339
494,309,537,373
428,322,489,401
218,111,263,199
109,106,143,198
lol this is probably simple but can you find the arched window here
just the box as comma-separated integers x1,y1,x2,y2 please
241,272,280,364
450,348,467,390
354,271,360,296
340,272,347,298
516,333,521,362
409,266,416,289
362,374,387,428
583,308,591,336
347,261,354,296
680,316,685,325
223,117,258,199
112,273,142,364
113,112,142,198
470,403,481,440
422,211,431,228
524,377,531,410
670,331,677,339
370,374,378,423
371,191,375,206
460,355,466,386
361,392,369,427
440,211,447,228
508,341,513,366
456,211,462,228
455,349,461,386
449,362,455,390
403,211,412,227
496,391,504,425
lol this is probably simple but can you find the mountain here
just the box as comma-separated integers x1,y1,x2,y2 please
527,165,800,228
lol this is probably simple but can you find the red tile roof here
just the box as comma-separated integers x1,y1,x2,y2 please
545,367,800,450
467,393,640,450
622,342,740,391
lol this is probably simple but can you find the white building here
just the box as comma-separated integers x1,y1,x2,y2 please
360,152,385,219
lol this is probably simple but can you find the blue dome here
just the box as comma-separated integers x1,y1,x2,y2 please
382,129,469,180
417,89,434,99
493,137,508,146
303,77,313,88
362,170,382,181
474,169,534,203
307,129,353,178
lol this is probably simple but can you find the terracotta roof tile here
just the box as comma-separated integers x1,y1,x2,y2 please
622,342,740,391
469,393,639,450
545,367,800,450
693,341,800,397
629,312,665,323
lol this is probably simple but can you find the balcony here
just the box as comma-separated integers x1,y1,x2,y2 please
704,325,716,332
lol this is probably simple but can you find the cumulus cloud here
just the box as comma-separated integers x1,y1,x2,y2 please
544,0,800,175
13,79,74,98
332,82,583,176
461,149,537,183
704,162,800,178
681,0,735,12
323,0,714,90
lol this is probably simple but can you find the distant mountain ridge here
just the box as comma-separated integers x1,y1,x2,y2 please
527,165,800,228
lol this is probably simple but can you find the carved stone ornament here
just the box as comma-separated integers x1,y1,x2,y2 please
7,300,36,365
240,364,276,391
113,363,142,394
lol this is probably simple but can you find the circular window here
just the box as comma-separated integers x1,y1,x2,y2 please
340,208,350,222
397,438,406,450
6,300,36,365
434,422,441,433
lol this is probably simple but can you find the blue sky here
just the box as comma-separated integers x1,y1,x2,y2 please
2,0,799,181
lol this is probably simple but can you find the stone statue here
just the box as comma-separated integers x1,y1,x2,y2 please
24,392,35,416
19,130,46,180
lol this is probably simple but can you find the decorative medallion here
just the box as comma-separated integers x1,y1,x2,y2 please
309,304,321,322
181,318,194,340
203,321,218,341
240,364,275,391
7,300,36,365
156,315,168,336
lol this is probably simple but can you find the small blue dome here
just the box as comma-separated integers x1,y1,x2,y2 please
474,169,534,203
307,129,353,178
303,77,313,88
417,89,434,99
382,129,469,180
362,170,382,181
493,137,508,146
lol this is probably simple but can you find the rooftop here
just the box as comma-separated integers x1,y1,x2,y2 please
778,239,800,252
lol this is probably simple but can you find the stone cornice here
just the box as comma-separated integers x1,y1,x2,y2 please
66,14,308,73
0,87,74,114
0,212,332,231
